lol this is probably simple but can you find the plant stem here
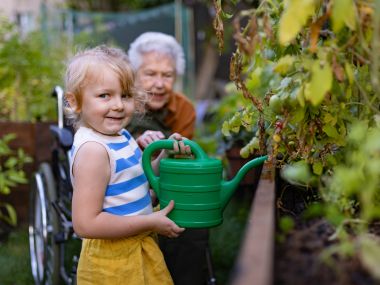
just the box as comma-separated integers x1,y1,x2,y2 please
371,0,380,96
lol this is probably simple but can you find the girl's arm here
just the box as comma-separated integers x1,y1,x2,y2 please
71,142,184,239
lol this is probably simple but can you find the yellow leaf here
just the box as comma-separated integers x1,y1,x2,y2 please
306,60,332,106
296,86,306,107
312,161,323,176
344,62,354,85
273,55,295,75
332,0,357,33
323,113,337,126
279,0,316,45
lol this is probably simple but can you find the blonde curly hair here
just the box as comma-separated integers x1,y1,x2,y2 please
64,45,146,129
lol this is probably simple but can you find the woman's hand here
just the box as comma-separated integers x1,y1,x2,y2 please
167,133,191,156
146,132,192,175
137,130,165,149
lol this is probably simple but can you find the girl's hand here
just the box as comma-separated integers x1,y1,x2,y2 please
137,130,165,149
151,200,185,238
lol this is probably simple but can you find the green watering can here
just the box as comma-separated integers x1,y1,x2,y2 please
142,139,268,228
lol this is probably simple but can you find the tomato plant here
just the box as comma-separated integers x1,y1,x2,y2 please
214,0,379,186
213,0,380,278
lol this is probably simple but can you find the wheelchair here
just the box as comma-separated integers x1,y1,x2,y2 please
29,86,80,285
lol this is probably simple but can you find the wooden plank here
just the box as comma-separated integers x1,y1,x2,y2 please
231,172,275,285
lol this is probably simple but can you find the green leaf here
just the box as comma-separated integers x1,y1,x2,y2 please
323,113,338,126
296,86,306,107
281,160,312,185
332,0,357,33
306,60,333,106
2,133,17,143
8,171,28,184
1,203,17,226
279,0,316,45
240,145,251,159
221,10,233,19
278,216,295,233
348,121,368,143
323,125,340,138
2,187,11,195
247,68,262,90
289,107,305,123
344,62,354,85
364,128,380,153
358,235,380,280
4,157,17,168
312,161,323,175
222,121,231,137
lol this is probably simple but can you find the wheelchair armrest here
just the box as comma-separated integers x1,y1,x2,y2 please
50,125,74,149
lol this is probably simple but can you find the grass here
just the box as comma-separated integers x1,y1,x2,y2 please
0,225,81,285
0,225,34,285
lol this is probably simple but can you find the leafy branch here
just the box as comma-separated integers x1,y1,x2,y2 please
0,134,32,226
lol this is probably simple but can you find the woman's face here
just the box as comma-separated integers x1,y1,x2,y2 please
135,51,176,111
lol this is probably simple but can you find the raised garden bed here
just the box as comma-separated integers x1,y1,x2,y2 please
231,177,275,285
274,217,380,285
228,168,380,285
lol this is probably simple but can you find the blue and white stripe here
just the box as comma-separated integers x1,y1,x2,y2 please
70,127,153,216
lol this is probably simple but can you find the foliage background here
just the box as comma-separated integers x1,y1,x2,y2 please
0,17,70,121
214,0,380,280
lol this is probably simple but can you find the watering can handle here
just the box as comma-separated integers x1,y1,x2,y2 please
142,139,209,193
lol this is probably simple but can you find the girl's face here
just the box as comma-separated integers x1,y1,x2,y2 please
135,51,176,111
70,65,135,135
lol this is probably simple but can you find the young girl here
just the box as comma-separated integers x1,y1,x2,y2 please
64,45,189,285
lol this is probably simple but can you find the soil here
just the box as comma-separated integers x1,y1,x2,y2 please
274,217,380,285
273,180,380,285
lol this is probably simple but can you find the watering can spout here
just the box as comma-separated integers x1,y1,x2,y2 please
221,155,268,209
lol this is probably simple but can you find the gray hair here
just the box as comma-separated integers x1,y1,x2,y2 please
128,32,185,75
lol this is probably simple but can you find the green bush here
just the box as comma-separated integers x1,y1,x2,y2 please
0,133,32,227
0,16,70,121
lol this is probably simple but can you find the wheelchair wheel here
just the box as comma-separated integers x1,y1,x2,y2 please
29,163,61,285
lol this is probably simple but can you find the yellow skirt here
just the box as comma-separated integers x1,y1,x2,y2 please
77,232,173,285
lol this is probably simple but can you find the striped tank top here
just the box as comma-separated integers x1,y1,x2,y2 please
69,126,153,216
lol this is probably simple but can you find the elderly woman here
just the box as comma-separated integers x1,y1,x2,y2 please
128,32,209,285
128,31,195,148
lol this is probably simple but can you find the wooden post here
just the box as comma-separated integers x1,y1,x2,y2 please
231,168,275,285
